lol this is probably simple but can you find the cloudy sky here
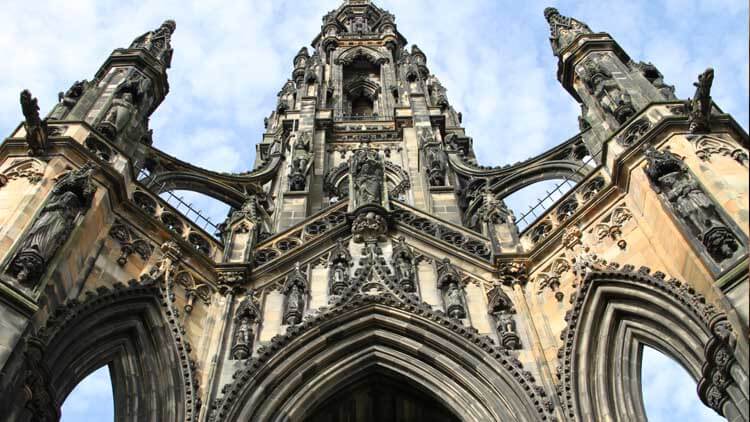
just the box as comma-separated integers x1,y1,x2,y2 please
2,0,745,420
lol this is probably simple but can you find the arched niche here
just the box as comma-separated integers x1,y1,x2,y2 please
8,283,198,422
214,300,553,422
558,267,749,421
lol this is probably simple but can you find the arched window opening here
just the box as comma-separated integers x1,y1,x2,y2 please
159,190,231,238
641,346,723,422
503,179,573,231
342,56,381,119
61,366,114,422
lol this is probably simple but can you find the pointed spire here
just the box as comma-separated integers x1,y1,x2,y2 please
128,19,176,68
543,7,592,56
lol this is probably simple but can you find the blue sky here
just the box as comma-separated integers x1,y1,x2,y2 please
1,0,745,420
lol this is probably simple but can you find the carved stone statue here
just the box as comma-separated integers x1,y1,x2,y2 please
544,7,592,56
289,155,308,191
579,56,635,124
351,211,387,242
445,282,466,319
129,19,176,68
49,80,88,120
688,68,714,133
283,263,308,325
487,284,521,349
644,146,741,263
7,164,97,285
350,148,384,209
426,146,446,186
232,317,253,360
98,73,152,140
20,90,47,156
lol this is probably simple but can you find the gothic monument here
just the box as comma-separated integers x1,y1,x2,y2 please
0,1,747,421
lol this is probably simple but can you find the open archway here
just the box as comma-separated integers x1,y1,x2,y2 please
7,283,199,422
557,267,749,421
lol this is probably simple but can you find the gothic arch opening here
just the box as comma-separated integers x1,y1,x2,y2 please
304,372,460,422
342,55,381,118
60,366,114,422
558,269,749,421
641,346,724,421
5,285,196,422
216,302,551,422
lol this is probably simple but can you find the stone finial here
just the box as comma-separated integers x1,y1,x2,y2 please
543,7,592,56
129,19,177,67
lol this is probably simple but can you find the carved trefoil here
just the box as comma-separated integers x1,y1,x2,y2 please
231,291,261,360
644,146,745,270
283,263,309,325
436,258,467,320
109,220,154,266
487,284,521,349
6,164,97,286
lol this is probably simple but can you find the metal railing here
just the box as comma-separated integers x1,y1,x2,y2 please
515,149,601,232
135,166,221,235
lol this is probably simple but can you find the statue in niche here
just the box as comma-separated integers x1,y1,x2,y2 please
49,80,88,120
130,19,176,67
330,263,348,296
294,132,311,152
391,237,416,293
8,164,97,285
351,149,384,208
688,68,715,133
98,73,151,140
289,155,308,191
579,56,635,124
285,284,303,325
283,263,308,325
487,284,521,349
426,146,446,187
445,282,466,319
644,146,741,263
231,292,259,360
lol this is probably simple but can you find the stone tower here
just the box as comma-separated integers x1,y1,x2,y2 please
0,1,748,421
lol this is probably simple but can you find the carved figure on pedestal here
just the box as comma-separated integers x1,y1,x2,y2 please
391,237,416,293
644,146,742,263
283,263,308,325
7,164,97,285
688,68,714,133
437,258,467,319
231,292,260,360
98,73,152,140
487,284,521,349
289,156,309,191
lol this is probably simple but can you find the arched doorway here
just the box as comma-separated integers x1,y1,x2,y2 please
305,373,459,422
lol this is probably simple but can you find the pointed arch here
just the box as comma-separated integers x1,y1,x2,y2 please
24,282,198,422
214,298,553,422
557,266,749,421
334,46,389,66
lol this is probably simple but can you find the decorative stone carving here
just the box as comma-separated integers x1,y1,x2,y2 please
1,158,45,185
632,61,676,99
689,135,748,168
20,90,48,156
351,211,387,242
7,163,97,285
175,270,212,313
436,258,467,319
698,317,738,414
350,147,385,209
498,261,528,286
129,19,176,67
544,7,592,56
562,225,583,250
687,68,714,133
487,284,521,349
536,258,571,302
283,263,308,325
617,118,651,147
644,146,742,264
391,237,417,293
21,337,58,421
109,220,153,266
231,291,261,360
579,55,636,124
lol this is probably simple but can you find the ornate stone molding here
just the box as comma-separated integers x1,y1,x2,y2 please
108,219,154,266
